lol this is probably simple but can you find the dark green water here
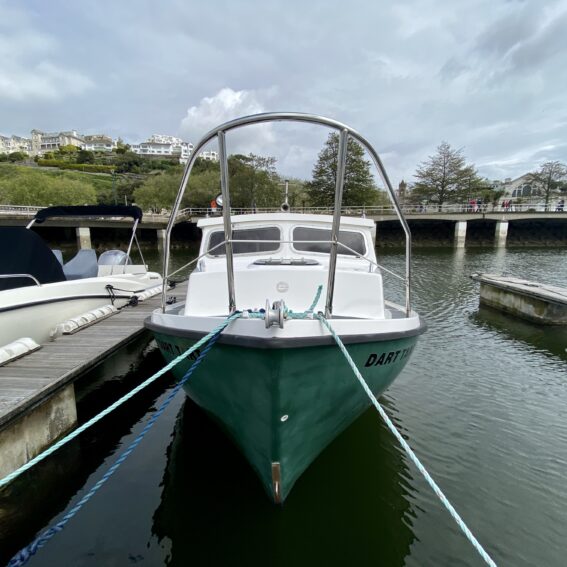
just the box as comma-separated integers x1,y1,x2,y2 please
1,247,566,566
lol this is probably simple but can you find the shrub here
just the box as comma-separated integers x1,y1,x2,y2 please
37,160,114,173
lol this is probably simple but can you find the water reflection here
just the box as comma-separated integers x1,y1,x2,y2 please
472,305,567,362
152,396,417,567
0,337,174,565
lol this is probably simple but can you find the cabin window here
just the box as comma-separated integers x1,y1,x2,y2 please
208,227,281,256
292,227,366,256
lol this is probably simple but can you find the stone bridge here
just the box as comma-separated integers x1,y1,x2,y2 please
1,205,565,248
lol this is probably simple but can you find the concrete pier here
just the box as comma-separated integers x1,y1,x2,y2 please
454,221,467,248
495,221,508,248
157,229,166,251
0,385,77,479
76,226,92,249
471,273,567,325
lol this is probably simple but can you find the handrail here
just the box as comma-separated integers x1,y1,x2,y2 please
0,273,41,286
161,112,412,316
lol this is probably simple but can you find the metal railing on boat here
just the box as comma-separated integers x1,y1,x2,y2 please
161,112,413,317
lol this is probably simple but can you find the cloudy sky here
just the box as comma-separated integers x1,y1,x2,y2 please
1,0,566,184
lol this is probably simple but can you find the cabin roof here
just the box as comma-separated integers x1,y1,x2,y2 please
197,213,375,229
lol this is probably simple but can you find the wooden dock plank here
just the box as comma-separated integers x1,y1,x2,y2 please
0,282,187,428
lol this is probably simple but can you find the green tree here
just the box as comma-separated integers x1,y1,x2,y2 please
413,142,482,209
306,133,377,207
192,156,220,175
114,151,145,173
7,151,28,163
229,154,281,208
114,138,130,154
0,169,96,205
186,170,221,207
77,149,95,164
56,144,79,156
133,172,180,211
526,161,567,210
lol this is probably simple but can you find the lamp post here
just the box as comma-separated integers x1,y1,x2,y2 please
111,169,117,205
279,179,290,212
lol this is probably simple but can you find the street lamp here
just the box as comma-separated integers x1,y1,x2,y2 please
111,169,117,205
279,179,290,212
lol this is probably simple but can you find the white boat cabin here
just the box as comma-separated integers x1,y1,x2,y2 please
185,213,385,319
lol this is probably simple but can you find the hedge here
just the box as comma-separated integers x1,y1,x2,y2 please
37,160,115,173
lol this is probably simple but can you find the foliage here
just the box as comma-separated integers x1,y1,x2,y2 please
113,151,146,173
228,154,281,208
7,151,28,163
412,142,482,208
0,167,96,206
306,133,378,207
133,171,182,211
56,144,79,155
133,153,287,211
114,138,130,154
77,149,95,164
526,161,567,208
38,159,115,173
192,156,220,175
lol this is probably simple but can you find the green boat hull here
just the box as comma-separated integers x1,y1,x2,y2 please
153,332,419,502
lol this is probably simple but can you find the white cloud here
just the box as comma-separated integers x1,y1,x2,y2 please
0,3,92,102
181,88,266,137
180,87,280,154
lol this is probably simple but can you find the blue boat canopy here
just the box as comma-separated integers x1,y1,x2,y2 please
34,205,143,224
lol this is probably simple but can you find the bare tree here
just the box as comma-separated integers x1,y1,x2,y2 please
526,161,567,210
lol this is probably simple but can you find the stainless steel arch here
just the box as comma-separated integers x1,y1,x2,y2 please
161,112,412,316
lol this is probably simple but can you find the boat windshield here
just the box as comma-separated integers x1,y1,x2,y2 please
292,227,366,256
208,227,281,256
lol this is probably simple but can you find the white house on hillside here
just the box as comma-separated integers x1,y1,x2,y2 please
30,130,84,155
82,135,117,152
131,134,194,164
0,135,32,154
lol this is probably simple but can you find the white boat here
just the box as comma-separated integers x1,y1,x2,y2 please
145,113,425,502
0,205,162,352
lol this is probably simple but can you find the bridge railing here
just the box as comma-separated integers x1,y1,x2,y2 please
0,205,43,216
0,205,170,223
175,202,564,218
1,202,563,220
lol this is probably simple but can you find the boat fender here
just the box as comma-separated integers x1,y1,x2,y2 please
50,304,119,338
0,337,41,366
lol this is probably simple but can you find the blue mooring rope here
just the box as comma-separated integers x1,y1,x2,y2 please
316,313,498,567
0,313,241,490
5,314,238,567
